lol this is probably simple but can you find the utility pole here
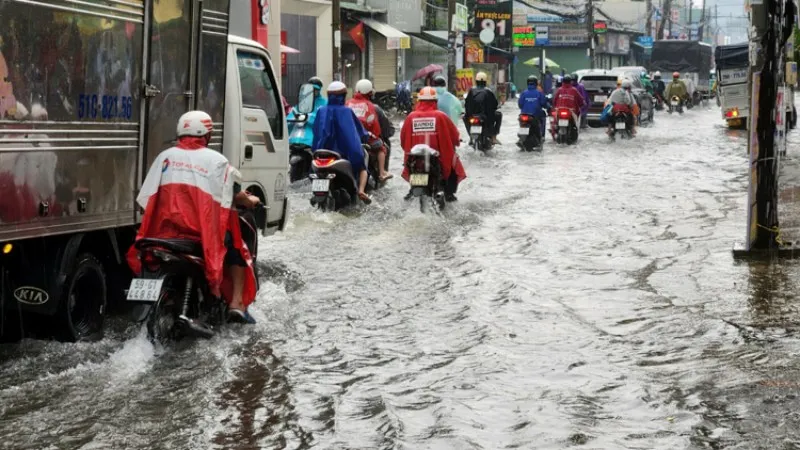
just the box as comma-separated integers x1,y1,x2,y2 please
587,0,595,68
332,0,341,81
646,0,653,38
688,1,692,38
699,2,706,41
447,0,457,94
658,0,673,40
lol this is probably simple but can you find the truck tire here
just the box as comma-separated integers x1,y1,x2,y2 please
56,253,107,342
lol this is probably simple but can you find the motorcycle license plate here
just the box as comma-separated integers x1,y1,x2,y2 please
671,101,679,106
410,173,429,186
312,178,330,193
594,95,607,102
470,126,482,133
518,127,530,135
558,119,569,126
615,121,627,130
127,278,164,302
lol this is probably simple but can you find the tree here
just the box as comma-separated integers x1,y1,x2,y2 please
657,0,673,39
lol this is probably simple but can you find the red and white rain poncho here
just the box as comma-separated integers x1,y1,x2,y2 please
126,136,257,308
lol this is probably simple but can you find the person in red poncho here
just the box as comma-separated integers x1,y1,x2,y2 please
126,111,261,324
400,86,466,201
347,79,392,182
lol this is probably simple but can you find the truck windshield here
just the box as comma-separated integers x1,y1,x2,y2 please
237,50,283,139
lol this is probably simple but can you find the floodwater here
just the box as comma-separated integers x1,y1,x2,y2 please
3,103,800,450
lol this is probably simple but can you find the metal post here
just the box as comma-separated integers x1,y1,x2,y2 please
646,0,653,38
587,0,595,68
332,0,341,81
447,0,457,94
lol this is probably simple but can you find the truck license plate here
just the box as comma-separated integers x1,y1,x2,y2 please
558,119,569,126
470,126,482,134
410,173,429,186
312,179,330,192
127,278,164,302
518,127,530,135
615,121,626,129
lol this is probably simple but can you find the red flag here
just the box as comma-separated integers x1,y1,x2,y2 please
349,22,366,52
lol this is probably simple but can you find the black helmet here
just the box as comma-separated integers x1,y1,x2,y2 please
308,76,323,90
563,75,572,83
571,73,578,81
433,75,447,87
527,75,538,86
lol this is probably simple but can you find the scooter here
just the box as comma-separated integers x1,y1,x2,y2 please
308,149,366,211
668,95,684,115
552,108,579,145
517,113,543,151
405,144,446,212
467,115,494,153
609,111,634,140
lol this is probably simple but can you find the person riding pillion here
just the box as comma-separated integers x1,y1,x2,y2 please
287,76,327,147
608,80,638,135
347,79,393,182
464,72,502,145
518,75,548,139
664,72,690,104
400,87,467,202
432,75,464,127
127,111,260,324
639,71,654,96
312,81,372,203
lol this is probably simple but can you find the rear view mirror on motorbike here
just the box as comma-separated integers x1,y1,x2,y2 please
296,83,315,114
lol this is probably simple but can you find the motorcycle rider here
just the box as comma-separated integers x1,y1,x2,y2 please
287,76,327,148
400,87,466,202
432,75,464,127
607,80,637,136
517,75,548,140
127,111,260,324
572,73,591,128
640,71,654,96
652,71,666,107
664,71,690,108
550,74,585,138
464,72,502,145
312,81,372,203
348,79,393,182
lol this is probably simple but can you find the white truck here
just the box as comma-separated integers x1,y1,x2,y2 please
715,42,797,129
0,0,289,341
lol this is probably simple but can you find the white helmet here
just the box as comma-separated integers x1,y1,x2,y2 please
622,80,632,89
327,81,347,94
177,110,213,137
476,72,488,82
654,71,661,77
418,86,438,101
355,79,373,95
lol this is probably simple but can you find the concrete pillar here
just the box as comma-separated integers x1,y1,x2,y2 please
316,7,333,86
267,0,282,85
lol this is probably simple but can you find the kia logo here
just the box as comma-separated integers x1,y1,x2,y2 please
13,286,49,305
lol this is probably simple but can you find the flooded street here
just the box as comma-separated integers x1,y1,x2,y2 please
4,103,800,449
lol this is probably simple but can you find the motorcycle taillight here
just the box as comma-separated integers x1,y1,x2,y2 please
469,117,480,124
314,157,335,167
558,110,570,119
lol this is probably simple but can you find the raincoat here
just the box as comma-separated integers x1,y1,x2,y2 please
312,93,368,175
400,100,466,184
552,83,585,117
518,86,547,117
287,94,327,147
640,76,654,95
434,86,464,126
126,137,257,308
347,92,382,139
543,73,554,94
575,82,590,116
665,80,688,99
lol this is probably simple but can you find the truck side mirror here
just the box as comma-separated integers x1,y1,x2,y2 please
296,83,315,114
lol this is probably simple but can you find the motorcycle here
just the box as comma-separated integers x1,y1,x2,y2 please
552,108,579,145
289,142,312,183
365,134,388,191
654,94,664,111
517,113,543,151
467,115,494,153
374,89,397,114
130,205,264,343
405,144,446,212
668,95,684,115
308,148,366,211
287,83,317,181
609,110,634,140
395,80,413,115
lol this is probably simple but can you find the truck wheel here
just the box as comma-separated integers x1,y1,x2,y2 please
56,253,106,342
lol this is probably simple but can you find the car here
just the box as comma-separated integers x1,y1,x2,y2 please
577,70,619,127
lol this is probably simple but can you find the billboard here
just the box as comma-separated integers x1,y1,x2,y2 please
473,0,513,49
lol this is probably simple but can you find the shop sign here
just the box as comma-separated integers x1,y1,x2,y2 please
512,26,536,47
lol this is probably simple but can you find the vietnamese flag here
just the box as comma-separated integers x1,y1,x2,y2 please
349,21,366,52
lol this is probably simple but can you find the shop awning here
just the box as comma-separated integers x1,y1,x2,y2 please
361,18,411,49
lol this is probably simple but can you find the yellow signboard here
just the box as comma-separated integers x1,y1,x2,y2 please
455,68,474,98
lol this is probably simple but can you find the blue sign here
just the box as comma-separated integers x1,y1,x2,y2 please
527,14,565,24
638,36,654,47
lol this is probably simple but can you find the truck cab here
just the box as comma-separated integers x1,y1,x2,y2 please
224,35,289,235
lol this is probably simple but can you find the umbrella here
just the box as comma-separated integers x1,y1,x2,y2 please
281,44,300,54
523,56,561,69
412,64,443,81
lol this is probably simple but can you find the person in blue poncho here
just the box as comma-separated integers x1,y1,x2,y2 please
312,81,372,203
287,76,327,147
517,75,548,139
432,75,464,127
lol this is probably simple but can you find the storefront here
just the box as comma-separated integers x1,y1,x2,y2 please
362,18,410,92
594,31,632,70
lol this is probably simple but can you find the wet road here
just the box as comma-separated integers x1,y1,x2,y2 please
4,103,800,449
